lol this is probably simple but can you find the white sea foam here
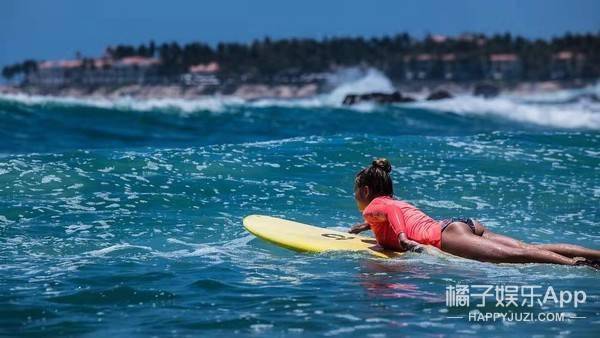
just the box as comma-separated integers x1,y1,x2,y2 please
0,215,13,226
411,95,600,129
247,68,394,109
65,223,94,234
87,243,154,256
508,82,600,103
41,174,61,184
2,72,599,129
324,68,395,105
0,67,392,112
0,92,244,113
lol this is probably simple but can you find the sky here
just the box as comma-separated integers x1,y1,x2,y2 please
1,0,599,69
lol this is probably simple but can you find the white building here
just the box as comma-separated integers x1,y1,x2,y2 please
181,62,220,86
26,56,161,87
488,54,521,80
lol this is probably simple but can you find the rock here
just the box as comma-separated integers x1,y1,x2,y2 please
473,83,500,98
576,93,600,103
342,94,359,105
426,90,453,101
342,91,416,105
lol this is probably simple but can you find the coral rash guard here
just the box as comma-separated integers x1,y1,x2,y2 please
362,196,442,250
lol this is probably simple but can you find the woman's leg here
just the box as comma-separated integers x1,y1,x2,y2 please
475,220,600,260
473,220,528,248
441,222,576,265
532,244,600,260
482,231,528,248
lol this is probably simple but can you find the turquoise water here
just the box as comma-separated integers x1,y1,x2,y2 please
0,92,599,337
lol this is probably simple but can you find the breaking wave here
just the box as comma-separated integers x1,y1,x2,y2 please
1,70,599,130
0,92,243,114
411,95,600,129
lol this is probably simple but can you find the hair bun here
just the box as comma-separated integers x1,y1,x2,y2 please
372,158,392,173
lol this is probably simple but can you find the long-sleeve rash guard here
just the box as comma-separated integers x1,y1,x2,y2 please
362,196,442,250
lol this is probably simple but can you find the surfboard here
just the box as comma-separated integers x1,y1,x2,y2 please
243,214,404,258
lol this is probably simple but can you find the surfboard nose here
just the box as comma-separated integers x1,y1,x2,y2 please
242,214,264,230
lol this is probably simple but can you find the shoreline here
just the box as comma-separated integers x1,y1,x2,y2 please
0,83,320,101
0,79,596,102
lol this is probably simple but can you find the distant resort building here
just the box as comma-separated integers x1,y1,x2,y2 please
403,54,436,80
402,53,480,81
26,56,163,87
550,51,585,80
181,62,220,86
401,52,524,82
401,34,487,81
487,53,521,80
108,56,162,85
30,59,83,87
441,53,457,80
4,33,598,89
18,47,592,89
440,53,477,81
24,52,530,87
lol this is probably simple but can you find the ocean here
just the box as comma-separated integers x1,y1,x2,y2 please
1,74,599,337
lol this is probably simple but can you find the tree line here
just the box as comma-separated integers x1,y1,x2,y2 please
3,32,599,83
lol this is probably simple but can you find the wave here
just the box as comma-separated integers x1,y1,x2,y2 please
1,71,599,130
0,92,244,114
509,82,600,104
411,95,600,129
325,68,396,104
0,68,392,113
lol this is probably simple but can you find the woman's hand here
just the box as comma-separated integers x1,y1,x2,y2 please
398,232,423,252
349,222,371,234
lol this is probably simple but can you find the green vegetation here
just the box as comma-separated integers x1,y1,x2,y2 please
2,60,37,81
3,32,600,83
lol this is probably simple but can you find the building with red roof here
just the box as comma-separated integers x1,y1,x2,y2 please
488,53,521,80
27,56,162,87
550,51,586,79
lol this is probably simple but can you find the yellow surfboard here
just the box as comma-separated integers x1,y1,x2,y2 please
243,214,404,258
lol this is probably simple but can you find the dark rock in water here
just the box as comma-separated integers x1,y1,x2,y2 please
342,91,416,105
473,83,500,98
577,93,600,103
562,93,600,104
426,90,453,101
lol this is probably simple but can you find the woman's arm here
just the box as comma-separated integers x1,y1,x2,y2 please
349,222,371,234
398,232,424,252
386,206,423,252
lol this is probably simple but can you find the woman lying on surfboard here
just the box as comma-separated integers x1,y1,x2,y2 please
349,158,600,268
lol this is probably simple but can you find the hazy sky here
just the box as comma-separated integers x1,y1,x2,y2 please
1,0,599,68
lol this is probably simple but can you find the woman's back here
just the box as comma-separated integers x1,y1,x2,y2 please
362,196,442,249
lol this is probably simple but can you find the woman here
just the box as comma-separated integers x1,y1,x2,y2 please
349,158,600,268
